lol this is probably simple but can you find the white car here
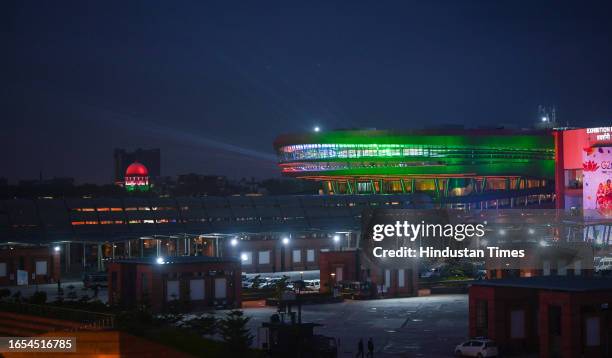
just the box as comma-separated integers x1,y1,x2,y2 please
303,279,320,291
454,339,498,357
595,257,612,273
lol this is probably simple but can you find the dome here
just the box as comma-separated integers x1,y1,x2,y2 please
125,162,148,177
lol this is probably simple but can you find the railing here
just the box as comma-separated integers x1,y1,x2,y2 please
0,301,115,330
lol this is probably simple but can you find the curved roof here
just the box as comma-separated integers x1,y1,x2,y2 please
126,162,148,177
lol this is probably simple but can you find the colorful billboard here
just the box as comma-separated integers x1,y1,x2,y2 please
583,146,612,218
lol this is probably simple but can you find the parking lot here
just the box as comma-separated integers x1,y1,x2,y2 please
242,294,469,358
4,278,470,356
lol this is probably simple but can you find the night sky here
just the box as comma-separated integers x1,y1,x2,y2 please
3,1,612,184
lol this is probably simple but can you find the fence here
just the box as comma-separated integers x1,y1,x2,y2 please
0,301,115,330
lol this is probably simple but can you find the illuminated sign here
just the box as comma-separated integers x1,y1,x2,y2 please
583,146,612,218
586,126,612,142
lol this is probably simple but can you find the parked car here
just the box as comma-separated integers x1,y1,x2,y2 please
475,269,487,280
303,279,320,291
595,257,612,274
420,268,442,278
454,338,498,357
83,273,108,289
340,281,372,299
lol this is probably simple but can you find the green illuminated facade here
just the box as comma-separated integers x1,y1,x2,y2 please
274,129,555,198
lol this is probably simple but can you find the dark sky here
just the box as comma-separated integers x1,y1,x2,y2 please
3,1,612,184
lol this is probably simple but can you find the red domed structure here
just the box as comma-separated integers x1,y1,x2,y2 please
126,162,149,177
124,162,150,192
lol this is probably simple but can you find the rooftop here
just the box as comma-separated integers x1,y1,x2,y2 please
112,255,240,265
471,276,612,292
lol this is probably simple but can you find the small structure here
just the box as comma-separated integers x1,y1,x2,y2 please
107,256,241,312
124,161,150,192
319,248,417,298
0,246,60,286
469,276,612,357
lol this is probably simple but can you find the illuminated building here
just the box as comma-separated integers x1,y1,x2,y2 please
113,148,160,184
274,129,555,202
124,162,150,192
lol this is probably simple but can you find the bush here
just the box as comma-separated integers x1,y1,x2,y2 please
29,291,47,304
0,288,11,300
218,310,253,354
185,314,218,336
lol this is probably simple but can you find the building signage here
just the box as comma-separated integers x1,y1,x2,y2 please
586,126,612,142
583,146,612,218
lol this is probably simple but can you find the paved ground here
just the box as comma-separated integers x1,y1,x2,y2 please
241,294,469,358
6,280,469,356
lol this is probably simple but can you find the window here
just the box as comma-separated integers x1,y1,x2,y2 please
166,280,179,301
215,278,227,299
307,249,315,262
292,250,301,263
510,310,525,338
190,279,205,300
0,263,6,277
241,252,252,265
586,317,600,346
385,269,391,289
543,261,551,276
335,267,343,281
574,260,582,275
258,251,270,265
557,260,567,276
35,261,47,275
398,269,405,288
476,300,488,336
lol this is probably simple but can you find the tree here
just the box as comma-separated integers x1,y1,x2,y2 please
251,275,262,289
186,314,217,336
29,291,47,304
218,310,253,354
274,275,290,301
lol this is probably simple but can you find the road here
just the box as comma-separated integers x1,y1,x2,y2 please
241,294,469,357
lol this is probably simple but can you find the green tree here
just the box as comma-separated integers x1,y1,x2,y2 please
251,275,262,289
218,310,253,354
274,276,290,301
186,314,217,336
29,291,47,304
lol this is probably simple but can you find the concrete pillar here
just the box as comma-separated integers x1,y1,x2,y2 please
97,244,103,271
140,239,144,258
65,242,71,273
127,240,131,257
156,239,161,257
82,243,87,270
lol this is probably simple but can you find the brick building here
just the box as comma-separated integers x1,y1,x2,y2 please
107,256,241,312
469,277,612,357
319,248,418,297
0,247,60,286
226,235,338,273
486,242,593,279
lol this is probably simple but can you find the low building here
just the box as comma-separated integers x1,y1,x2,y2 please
107,256,241,312
486,242,594,279
469,276,612,357
319,248,418,297
0,246,60,286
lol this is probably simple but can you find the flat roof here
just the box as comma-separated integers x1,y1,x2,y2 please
471,276,612,292
112,255,240,265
